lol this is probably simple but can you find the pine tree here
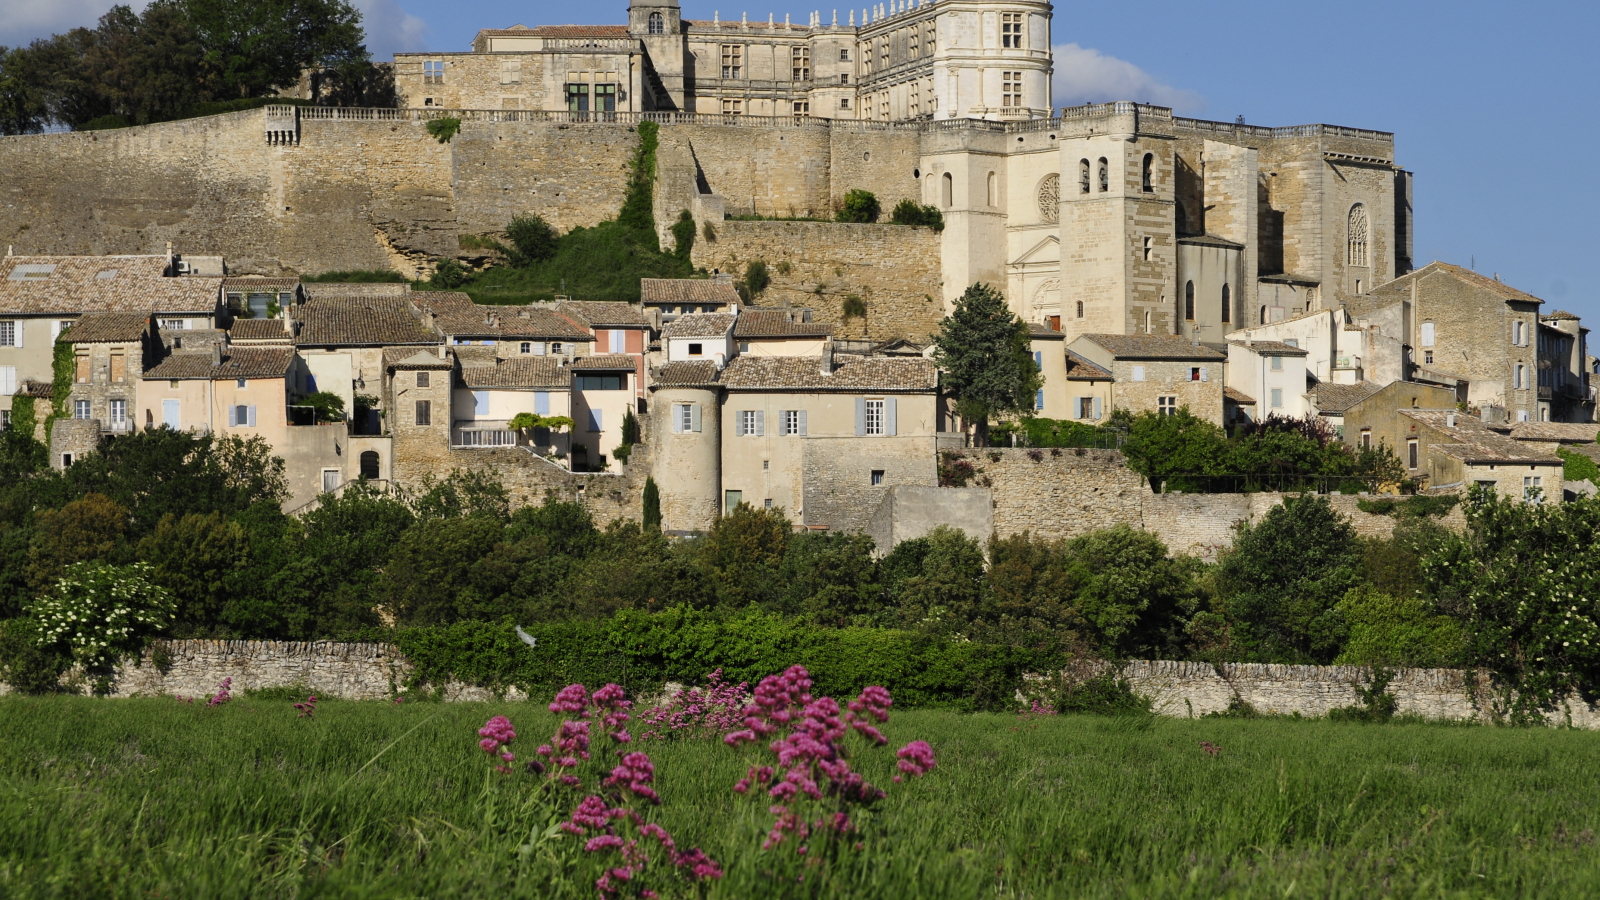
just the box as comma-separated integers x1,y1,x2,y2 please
932,283,1042,446
642,477,661,530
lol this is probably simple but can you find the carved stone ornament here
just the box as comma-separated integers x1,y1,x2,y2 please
1038,174,1060,223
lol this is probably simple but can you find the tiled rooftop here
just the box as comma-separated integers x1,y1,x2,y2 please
651,361,720,387
418,292,593,340
227,318,293,342
458,357,569,389
734,309,833,338
719,355,938,392
662,313,737,339
295,297,438,346
384,347,453,370
1231,340,1309,357
145,347,295,380
1507,421,1599,443
1306,382,1381,414
0,270,221,316
1400,410,1562,464
571,354,637,369
1223,387,1257,404
640,279,740,308
1078,334,1227,360
557,301,649,327
2,255,169,282
61,312,151,344
1064,350,1112,380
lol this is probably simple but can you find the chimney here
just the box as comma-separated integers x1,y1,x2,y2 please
820,340,834,374
1447,413,1457,427
212,342,223,366
438,343,448,359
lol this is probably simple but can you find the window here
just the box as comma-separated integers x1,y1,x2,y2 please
1524,475,1543,503
416,371,430,388
108,399,125,426
1141,153,1153,192
1131,365,1145,382
1425,351,1434,364
782,409,805,435
1407,439,1419,469
793,46,810,80
1077,397,1094,420
235,378,246,389
1260,306,1267,325
1001,12,1024,48
1098,158,1109,192
987,172,997,207
673,403,701,433
593,84,617,112
75,355,90,384
871,469,885,486
1513,321,1526,346
1270,388,1283,409
61,453,73,468
1184,282,1194,320
792,100,809,122
423,60,443,84
863,399,884,435
576,374,625,391
688,342,703,356
725,490,743,515
359,450,380,480
840,97,851,110
520,342,532,354
942,172,953,208
1347,204,1368,267
737,410,763,436
0,321,15,346
1517,408,1530,422
499,60,521,85
1515,364,1526,389
74,399,90,419
1001,71,1022,108
1421,322,1435,347
1076,301,1084,318
1079,158,1090,194
1221,285,1231,322
1190,366,1207,382
840,48,850,61
588,409,603,432
1360,430,1372,449
552,342,565,355
566,83,589,112
415,400,431,426
720,44,743,79
1158,396,1177,416
648,11,665,33
1143,237,1152,261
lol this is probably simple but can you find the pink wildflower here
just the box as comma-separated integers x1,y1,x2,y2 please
207,677,232,707
896,740,936,777
478,715,518,774
551,684,590,716
293,694,318,718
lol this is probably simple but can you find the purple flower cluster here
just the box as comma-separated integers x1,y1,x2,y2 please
293,694,318,719
206,677,232,707
723,666,935,858
637,669,752,742
560,797,724,899
477,714,517,774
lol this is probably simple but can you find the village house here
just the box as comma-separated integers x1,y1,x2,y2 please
733,309,833,358
662,312,737,364
557,300,653,397
1226,340,1311,421
1065,334,1225,425
640,278,739,323
452,354,574,455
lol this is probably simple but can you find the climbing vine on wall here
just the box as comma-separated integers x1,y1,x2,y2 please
43,329,74,443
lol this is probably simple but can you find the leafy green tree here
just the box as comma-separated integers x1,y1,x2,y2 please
697,503,791,607
379,515,507,625
1332,585,1466,668
30,561,175,668
500,214,560,267
24,494,128,594
932,283,1042,446
740,259,770,300
63,431,286,536
300,391,346,423
1215,494,1361,663
181,0,367,99
412,469,510,522
670,210,696,261
642,477,662,530
136,511,249,636
506,495,597,558
556,521,714,620
263,481,410,636
430,258,468,288
776,531,882,624
0,46,50,134
836,189,881,223
890,526,986,633
889,199,944,231
1119,409,1229,492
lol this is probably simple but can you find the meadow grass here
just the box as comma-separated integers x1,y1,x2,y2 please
1,696,1597,898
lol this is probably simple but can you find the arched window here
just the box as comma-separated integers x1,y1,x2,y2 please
1097,157,1109,192
1076,300,1084,318
1142,236,1151,261
1141,153,1153,192
1260,306,1267,325
359,450,381,480
941,172,953,208
1184,281,1195,321
1347,204,1368,267
648,11,665,34
987,171,996,207
1079,158,1090,194
1221,284,1231,323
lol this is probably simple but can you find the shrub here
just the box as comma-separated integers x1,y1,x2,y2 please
426,117,460,143
841,294,867,320
301,270,409,283
937,451,975,487
1558,446,1600,487
836,189,881,223
501,214,560,267
30,561,176,668
642,478,662,529
1332,585,1466,668
889,199,945,231
298,391,346,423
1327,667,1399,723
0,618,69,694
429,258,468,288
1048,670,1153,716
671,210,696,260
741,259,770,299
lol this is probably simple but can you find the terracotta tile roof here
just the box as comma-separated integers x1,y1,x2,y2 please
640,278,740,308
61,312,151,343
145,347,294,380
1078,334,1227,360
1223,387,1257,405
1543,310,1581,322
459,357,569,389
734,309,833,338
1028,323,1066,339
302,282,410,300
295,297,438,346
223,277,300,291
1399,410,1561,464
572,354,637,369
228,318,293,342
652,361,720,387
663,313,737,339
558,301,648,327
1230,339,1308,357
418,292,592,340
1508,422,1598,443
0,272,221,316
1306,382,1380,415
384,347,453,370
452,346,500,368
1064,350,1112,380
720,355,937,392
18,379,52,398
2,255,169,282
1389,262,1544,306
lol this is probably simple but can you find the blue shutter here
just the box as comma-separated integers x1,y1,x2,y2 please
1035,389,1044,410
535,391,550,414
589,409,603,432
1034,351,1042,370
855,398,866,436
227,405,237,426
885,397,897,436
1092,397,1102,420
690,403,701,433
474,391,488,415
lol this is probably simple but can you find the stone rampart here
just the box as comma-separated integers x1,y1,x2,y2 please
696,221,944,340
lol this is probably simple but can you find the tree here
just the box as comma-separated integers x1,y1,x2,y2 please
670,210,696,261
181,0,368,99
697,503,791,607
1119,409,1229,492
378,515,506,625
740,259,770,300
836,189,880,223
642,477,662,530
25,493,128,594
932,283,1042,446
136,511,249,636
0,46,49,134
1215,494,1362,663
500,214,560,267
889,199,944,231
776,531,882,624
430,258,468,289
889,526,986,633
300,391,345,423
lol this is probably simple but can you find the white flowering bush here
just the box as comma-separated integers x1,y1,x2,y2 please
30,562,176,667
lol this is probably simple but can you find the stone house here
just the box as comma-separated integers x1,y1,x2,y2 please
1305,381,1381,437
662,312,737,363
557,300,653,397
1027,323,1066,418
453,354,573,456
1063,350,1113,424
641,278,739,322
223,277,303,319
1,252,224,426
385,347,456,488
61,312,160,440
1340,381,1458,472
1224,306,1406,389
294,292,443,431
1537,312,1591,422
421,291,595,359
569,355,640,472
1066,334,1225,424
1226,340,1310,421
1349,263,1551,422
733,309,832,358
1401,410,1562,503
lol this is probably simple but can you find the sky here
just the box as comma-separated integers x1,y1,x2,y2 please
5,0,1598,324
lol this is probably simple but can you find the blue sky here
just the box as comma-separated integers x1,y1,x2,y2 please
7,0,1598,324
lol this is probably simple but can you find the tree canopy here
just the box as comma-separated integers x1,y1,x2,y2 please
932,283,1042,446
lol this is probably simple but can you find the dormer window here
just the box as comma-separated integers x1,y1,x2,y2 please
688,342,704,356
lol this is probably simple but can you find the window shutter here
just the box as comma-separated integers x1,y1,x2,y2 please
755,410,765,436
1035,389,1044,410
13,322,21,349
1092,397,1102,420
248,406,257,426
855,398,866,436
590,409,603,432
1200,366,1208,382
0,367,14,395
797,410,807,436
672,404,684,434
475,391,488,415
777,410,788,436
885,398,897,436
1034,351,1042,370
228,405,237,426
690,403,702,433
735,413,746,437
536,392,550,415
1132,365,1145,382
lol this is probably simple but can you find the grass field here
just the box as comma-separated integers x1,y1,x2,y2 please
1,697,1597,899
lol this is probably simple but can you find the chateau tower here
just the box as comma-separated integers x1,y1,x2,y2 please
627,0,687,111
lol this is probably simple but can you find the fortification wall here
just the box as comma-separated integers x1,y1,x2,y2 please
695,221,944,340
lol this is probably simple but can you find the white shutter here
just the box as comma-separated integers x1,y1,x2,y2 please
885,397,897,436
1420,322,1435,347
797,409,807,435
1200,366,1208,382
690,403,702,433
735,413,746,437
0,367,14,396
672,404,684,434
227,405,237,426
474,391,488,415
248,405,257,427
755,410,765,436
1092,397,1102,420
14,321,21,349
536,392,550,415
1132,365,1145,382
855,398,866,435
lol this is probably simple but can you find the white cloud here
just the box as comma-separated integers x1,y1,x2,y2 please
1051,43,1204,114
353,0,429,58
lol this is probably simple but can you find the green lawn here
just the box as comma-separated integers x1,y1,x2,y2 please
1,697,1597,898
